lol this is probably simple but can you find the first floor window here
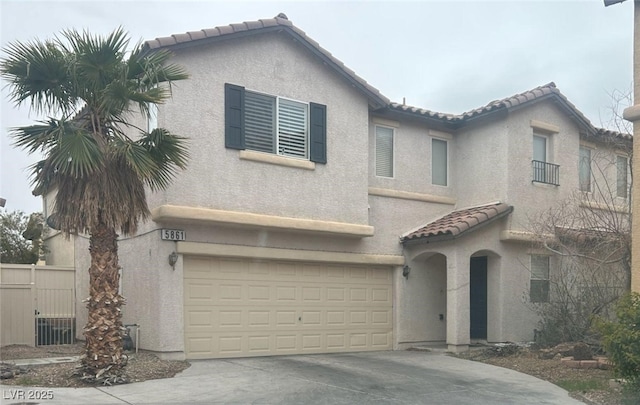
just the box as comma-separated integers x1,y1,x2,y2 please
530,255,550,303
375,126,394,177
617,155,628,199
432,138,448,186
225,83,327,163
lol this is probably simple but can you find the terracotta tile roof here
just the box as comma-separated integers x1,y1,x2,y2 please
593,127,632,143
143,16,631,142
143,13,389,109
389,83,631,141
401,202,513,244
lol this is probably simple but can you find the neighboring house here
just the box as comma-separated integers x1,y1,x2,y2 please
43,14,631,360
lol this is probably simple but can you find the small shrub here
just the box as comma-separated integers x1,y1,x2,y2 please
595,292,640,394
572,342,593,361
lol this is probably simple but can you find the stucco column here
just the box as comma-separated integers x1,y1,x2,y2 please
446,252,470,352
624,0,640,293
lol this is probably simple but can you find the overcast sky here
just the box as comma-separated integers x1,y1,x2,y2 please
0,0,634,214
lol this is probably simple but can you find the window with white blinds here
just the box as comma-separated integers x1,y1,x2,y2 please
245,91,276,153
375,126,394,177
432,138,448,186
244,90,308,159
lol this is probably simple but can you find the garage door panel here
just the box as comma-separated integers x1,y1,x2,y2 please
184,257,392,359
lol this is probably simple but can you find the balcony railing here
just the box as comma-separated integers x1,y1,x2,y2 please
532,160,560,186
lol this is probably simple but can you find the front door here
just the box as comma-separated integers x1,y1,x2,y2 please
470,256,488,340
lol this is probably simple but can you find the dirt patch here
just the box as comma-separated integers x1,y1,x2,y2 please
0,342,190,388
454,344,624,405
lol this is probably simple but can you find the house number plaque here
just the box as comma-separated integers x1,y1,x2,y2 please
161,229,186,241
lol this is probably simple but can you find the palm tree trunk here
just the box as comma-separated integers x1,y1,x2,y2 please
82,222,125,376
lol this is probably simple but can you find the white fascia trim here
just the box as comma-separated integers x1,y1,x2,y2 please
151,205,374,238
177,241,405,266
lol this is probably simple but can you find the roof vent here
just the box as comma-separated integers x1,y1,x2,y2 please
276,13,288,20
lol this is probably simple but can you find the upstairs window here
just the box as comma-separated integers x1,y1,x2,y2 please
225,84,327,163
533,135,547,163
375,126,394,177
148,103,158,132
617,156,628,199
530,255,550,303
532,134,559,185
432,138,448,186
579,146,591,192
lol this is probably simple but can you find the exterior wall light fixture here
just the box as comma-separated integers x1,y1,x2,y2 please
168,252,178,269
403,265,411,279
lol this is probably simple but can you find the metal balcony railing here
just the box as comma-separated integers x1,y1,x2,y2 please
532,160,560,186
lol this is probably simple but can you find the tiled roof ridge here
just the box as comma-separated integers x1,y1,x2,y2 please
144,16,631,141
458,82,558,118
388,82,559,122
143,14,389,108
145,15,293,49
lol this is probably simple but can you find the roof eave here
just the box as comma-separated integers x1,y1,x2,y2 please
143,25,389,110
401,205,514,246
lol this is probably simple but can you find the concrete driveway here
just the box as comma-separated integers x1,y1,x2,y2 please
1,350,584,405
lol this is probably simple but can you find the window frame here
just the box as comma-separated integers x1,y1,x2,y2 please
530,255,550,303
224,83,327,164
533,134,548,163
616,155,629,199
431,137,449,187
578,145,592,193
245,89,310,160
375,125,395,178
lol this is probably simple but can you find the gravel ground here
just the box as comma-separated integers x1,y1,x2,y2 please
455,346,625,405
0,342,190,388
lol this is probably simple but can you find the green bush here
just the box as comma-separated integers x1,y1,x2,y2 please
595,292,640,393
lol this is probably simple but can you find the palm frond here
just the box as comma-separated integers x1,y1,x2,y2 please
137,128,189,191
2,27,189,236
11,119,64,153
1,39,75,114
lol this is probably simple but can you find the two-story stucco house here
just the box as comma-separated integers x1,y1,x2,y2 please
44,14,631,360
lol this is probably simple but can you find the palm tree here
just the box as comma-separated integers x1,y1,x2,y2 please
1,28,189,382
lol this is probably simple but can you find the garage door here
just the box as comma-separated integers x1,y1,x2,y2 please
183,256,393,359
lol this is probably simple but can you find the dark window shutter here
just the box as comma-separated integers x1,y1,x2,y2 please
225,83,245,150
309,102,327,163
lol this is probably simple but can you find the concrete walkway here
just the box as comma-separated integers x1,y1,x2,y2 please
0,351,584,405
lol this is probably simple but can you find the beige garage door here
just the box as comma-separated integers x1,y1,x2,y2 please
183,256,393,359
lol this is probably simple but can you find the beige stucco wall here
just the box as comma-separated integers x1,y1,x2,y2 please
454,118,509,208
504,103,582,230
369,116,456,200
147,32,370,226
43,233,75,267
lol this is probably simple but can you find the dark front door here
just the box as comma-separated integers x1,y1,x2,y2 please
470,256,488,340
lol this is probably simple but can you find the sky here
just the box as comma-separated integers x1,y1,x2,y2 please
0,0,634,214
